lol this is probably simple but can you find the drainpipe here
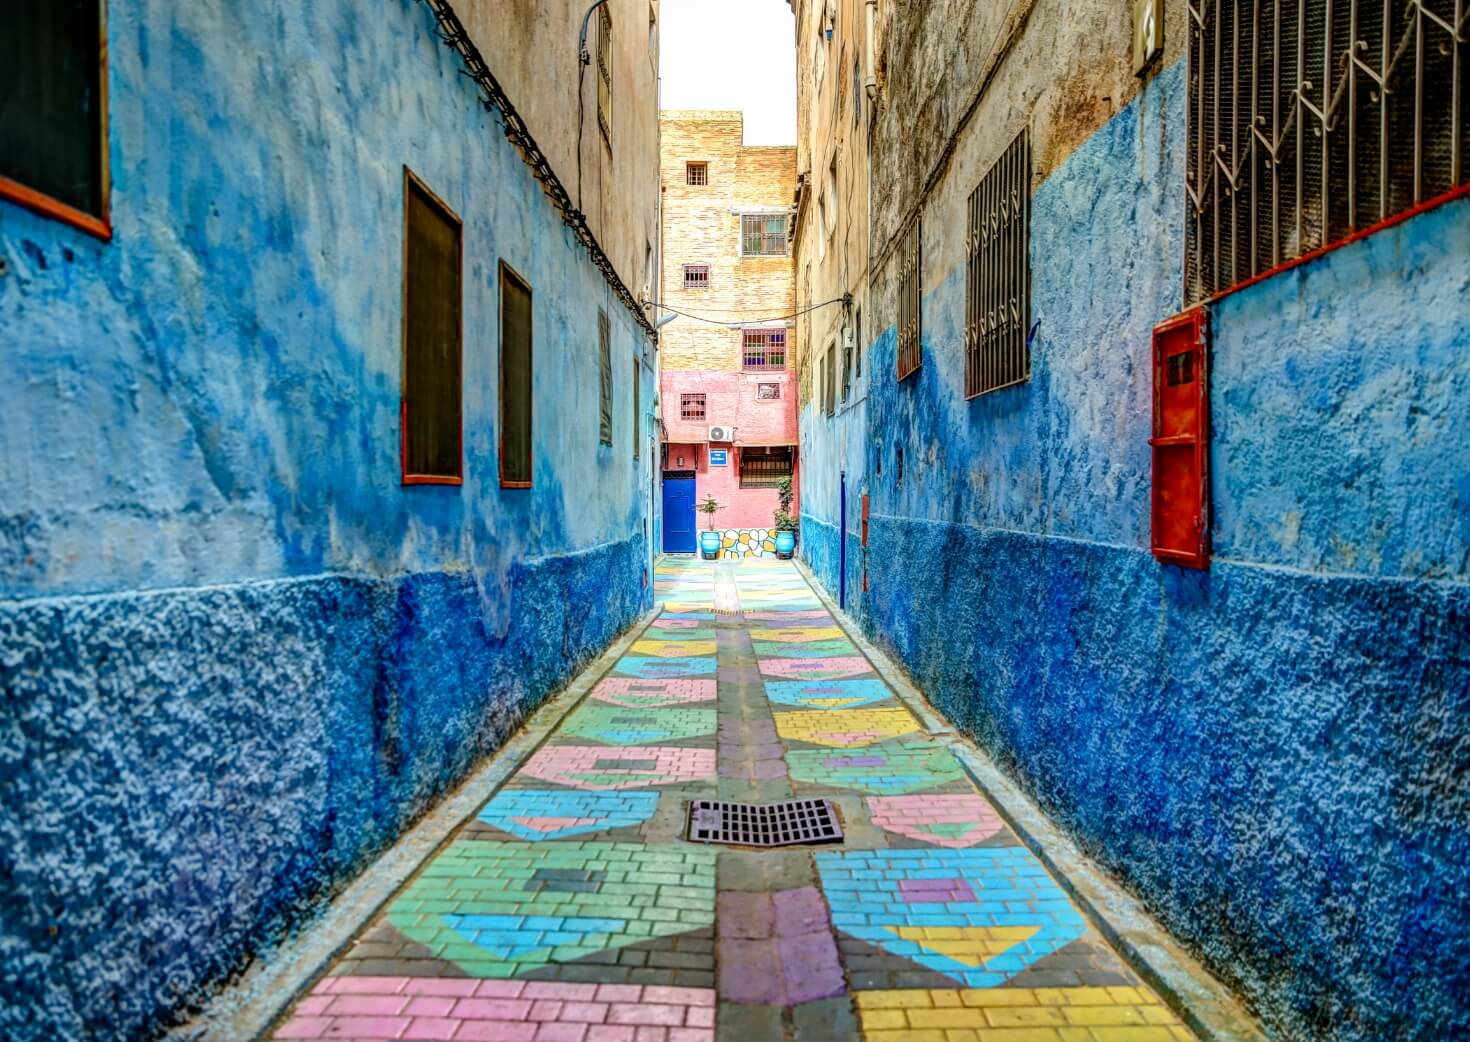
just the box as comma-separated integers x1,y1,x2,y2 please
864,0,877,98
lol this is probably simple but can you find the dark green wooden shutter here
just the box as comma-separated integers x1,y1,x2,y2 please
0,0,105,218
500,266,534,486
404,178,462,480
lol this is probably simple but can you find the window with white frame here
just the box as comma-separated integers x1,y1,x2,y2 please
683,264,710,290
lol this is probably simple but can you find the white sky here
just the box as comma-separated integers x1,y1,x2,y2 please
659,0,797,145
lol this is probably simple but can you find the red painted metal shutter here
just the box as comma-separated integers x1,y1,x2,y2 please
1150,308,1210,569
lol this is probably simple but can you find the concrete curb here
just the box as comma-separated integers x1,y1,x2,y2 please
167,602,665,1042
791,559,1269,1042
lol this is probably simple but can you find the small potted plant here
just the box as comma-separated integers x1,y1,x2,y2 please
773,477,797,559
698,495,723,559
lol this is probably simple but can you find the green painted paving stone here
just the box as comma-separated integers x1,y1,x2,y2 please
555,703,718,744
385,841,716,977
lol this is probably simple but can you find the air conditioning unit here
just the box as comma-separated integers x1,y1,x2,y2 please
708,426,733,442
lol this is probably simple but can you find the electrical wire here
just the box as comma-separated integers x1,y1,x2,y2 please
642,297,848,327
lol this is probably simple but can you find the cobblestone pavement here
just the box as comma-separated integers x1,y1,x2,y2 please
271,559,1199,1042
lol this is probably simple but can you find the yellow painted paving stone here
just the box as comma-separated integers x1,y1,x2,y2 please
773,707,920,747
631,639,717,657
749,626,846,642
890,925,1041,966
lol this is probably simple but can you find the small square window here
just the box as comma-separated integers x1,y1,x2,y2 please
757,383,780,400
686,162,708,186
683,264,710,290
741,213,788,256
681,393,706,420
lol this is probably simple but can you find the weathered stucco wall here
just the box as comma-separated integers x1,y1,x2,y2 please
795,30,1470,1042
0,2,657,1039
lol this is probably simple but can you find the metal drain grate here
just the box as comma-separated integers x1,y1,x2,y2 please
686,798,843,847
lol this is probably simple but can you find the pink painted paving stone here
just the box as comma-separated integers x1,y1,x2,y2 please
591,677,717,708
866,794,1005,847
759,656,876,681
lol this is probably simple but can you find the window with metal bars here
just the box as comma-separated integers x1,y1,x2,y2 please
632,357,640,459
681,393,706,420
739,446,794,488
743,329,787,369
683,264,710,290
1185,0,1467,302
402,171,463,484
965,129,1032,398
598,309,613,445
741,213,789,255
0,0,109,239
596,5,612,149
686,161,708,185
896,217,922,380
757,382,781,400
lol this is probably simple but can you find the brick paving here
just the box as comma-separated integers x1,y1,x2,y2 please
270,559,1199,1041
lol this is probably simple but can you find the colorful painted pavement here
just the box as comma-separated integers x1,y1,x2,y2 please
272,558,1199,1042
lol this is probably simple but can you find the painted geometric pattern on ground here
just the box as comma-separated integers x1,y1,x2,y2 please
476,790,660,841
764,677,897,709
385,842,716,978
628,638,720,658
609,654,717,679
749,626,847,643
867,794,1006,848
854,987,1196,1041
816,848,1089,987
758,655,876,681
786,738,967,794
274,979,716,1042
518,745,716,790
274,558,1198,1042
556,704,718,746
750,638,860,659
590,676,717,708
772,707,921,748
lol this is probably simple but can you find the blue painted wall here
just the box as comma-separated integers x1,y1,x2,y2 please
0,2,654,1039
800,59,1470,1042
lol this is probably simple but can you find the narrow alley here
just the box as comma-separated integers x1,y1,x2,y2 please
268,559,1201,1042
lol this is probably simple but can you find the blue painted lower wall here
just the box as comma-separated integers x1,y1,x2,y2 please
797,54,1470,1042
857,519,1469,1040
0,536,647,1042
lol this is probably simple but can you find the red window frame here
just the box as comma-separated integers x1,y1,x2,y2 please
680,393,706,420
0,1,112,241
400,168,464,486
1150,308,1210,569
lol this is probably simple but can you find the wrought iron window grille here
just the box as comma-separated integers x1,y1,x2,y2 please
965,128,1032,399
896,216,922,380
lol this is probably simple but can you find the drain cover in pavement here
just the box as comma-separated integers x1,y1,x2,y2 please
686,798,843,847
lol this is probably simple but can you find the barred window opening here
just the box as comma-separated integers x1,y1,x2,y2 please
965,128,1031,398
683,264,710,290
681,393,706,420
595,5,613,149
896,217,922,380
743,329,787,369
686,161,708,186
742,213,789,256
1185,0,1467,302
740,446,794,488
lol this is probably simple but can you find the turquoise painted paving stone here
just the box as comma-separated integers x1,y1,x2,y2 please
611,655,717,678
815,847,1087,987
764,677,897,709
476,789,659,840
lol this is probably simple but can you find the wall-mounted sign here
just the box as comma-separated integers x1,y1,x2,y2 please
709,449,729,466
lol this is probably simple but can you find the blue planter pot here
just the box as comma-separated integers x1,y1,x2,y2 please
699,531,721,559
774,531,796,558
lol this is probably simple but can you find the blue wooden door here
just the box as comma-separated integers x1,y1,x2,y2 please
662,474,696,553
